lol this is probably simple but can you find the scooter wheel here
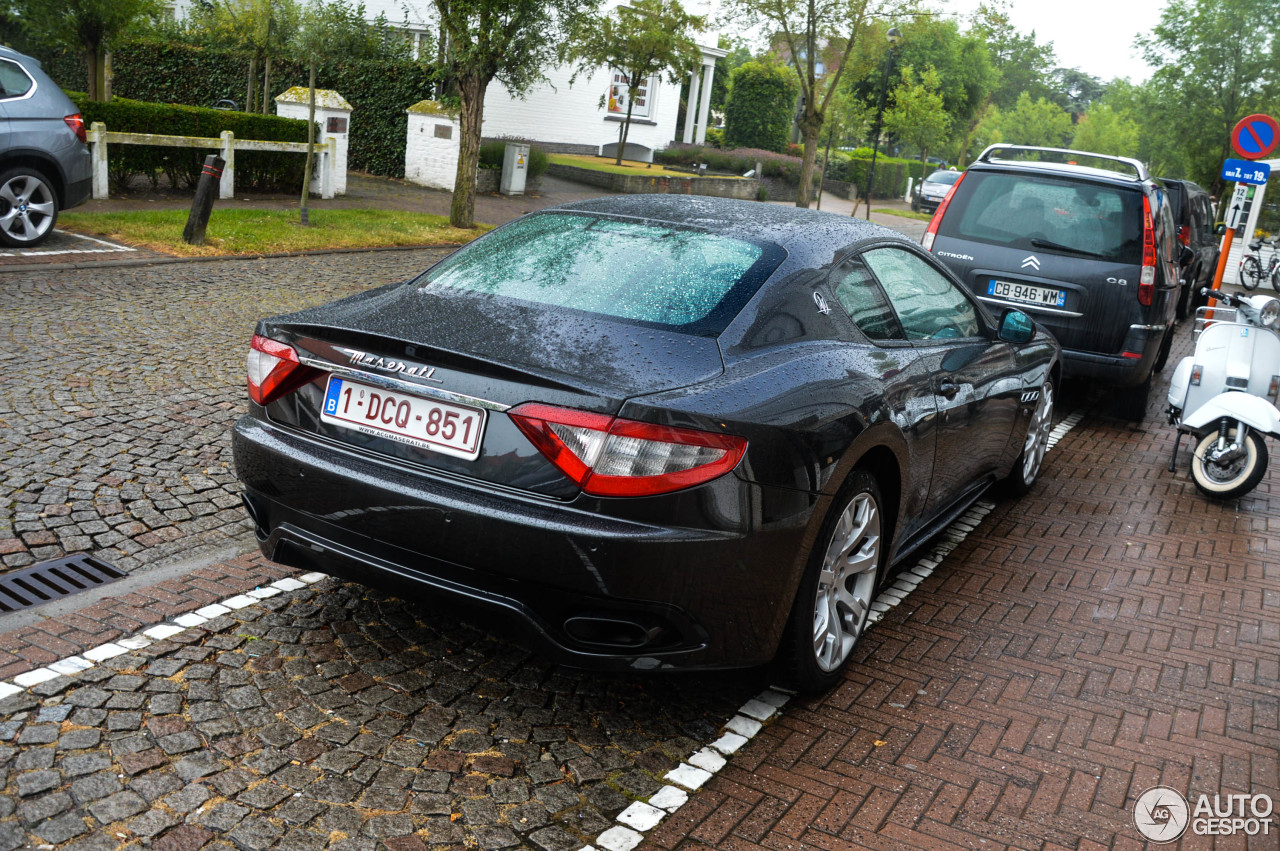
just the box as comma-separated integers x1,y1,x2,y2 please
1190,427,1268,499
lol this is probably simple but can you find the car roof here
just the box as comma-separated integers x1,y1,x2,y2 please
970,158,1148,188
548,194,909,260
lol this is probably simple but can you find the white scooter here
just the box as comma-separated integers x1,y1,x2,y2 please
1167,287,1280,499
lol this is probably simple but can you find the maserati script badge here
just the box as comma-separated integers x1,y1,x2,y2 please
341,348,443,382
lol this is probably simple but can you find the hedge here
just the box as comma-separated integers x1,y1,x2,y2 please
44,40,441,178
69,93,310,192
722,62,798,154
656,144,818,189
843,155,933,199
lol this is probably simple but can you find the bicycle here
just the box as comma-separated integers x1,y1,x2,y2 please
1239,234,1280,291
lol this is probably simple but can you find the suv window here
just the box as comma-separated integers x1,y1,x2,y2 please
937,171,1143,263
0,59,33,99
863,247,981,340
831,258,904,341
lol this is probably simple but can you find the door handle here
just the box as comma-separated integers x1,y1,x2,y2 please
938,381,960,399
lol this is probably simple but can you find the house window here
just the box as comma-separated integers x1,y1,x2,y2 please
608,71,652,118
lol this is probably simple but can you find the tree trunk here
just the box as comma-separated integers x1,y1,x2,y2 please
247,54,258,116
616,90,637,166
300,62,316,225
262,56,271,114
450,73,486,229
86,44,107,102
795,111,822,208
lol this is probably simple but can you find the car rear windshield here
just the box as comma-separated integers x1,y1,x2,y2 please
416,211,784,334
937,171,1143,263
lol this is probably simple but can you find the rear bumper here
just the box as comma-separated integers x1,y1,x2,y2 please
1061,323,1167,388
65,176,91,210
232,416,816,670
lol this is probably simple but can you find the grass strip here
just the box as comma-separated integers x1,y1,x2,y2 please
59,208,487,257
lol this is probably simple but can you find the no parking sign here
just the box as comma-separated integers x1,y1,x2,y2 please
1231,114,1279,160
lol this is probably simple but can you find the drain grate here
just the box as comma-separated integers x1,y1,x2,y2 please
0,554,126,614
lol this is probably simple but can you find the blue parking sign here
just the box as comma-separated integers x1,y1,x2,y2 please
1221,159,1270,185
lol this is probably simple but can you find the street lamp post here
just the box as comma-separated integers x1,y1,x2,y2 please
859,27,901,219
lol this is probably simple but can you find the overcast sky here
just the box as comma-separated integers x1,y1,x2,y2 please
943,0,1170,83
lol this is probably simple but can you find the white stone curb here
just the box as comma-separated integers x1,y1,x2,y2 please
0,572,329,701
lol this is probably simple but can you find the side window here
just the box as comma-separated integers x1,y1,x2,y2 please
0,60,32,99
830,258,904,341
863,247,981,341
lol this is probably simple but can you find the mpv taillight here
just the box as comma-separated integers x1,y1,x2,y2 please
1139,196,1157,306
63,113,87,144
247,335,319,405
921,171,967,251
509,403,747,497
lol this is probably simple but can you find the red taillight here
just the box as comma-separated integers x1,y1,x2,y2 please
508,403,747,497
922,171,966,251
1139,195,1157,306
63,113,87,144
1177,225,1190,246
247,335,318,405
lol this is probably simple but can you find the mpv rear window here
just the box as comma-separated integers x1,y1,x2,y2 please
418,211,784,334
938,171,1142,263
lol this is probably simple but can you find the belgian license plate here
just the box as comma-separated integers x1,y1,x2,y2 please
987,279,1066,308
321,376,485,461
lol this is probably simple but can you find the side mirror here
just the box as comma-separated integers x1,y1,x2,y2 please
1179,245,1194,265
998,309,1034,344
1215,224,1226,236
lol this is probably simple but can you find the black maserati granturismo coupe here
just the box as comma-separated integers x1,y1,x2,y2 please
233,195,1059,690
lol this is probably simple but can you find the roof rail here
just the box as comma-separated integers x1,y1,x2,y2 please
976,144,1149,181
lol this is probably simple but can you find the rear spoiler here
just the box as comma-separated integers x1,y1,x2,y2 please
976,145,1149,182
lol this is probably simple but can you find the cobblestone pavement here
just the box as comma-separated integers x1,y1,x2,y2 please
0,574,763,851
641,317,1280,850
0,249,448,574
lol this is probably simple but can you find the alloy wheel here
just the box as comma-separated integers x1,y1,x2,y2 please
0,174,56,245
1021,383,1054,484
811,492,881,672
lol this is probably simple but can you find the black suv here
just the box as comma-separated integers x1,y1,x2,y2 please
922,145,1181,420
1162,178,1219,317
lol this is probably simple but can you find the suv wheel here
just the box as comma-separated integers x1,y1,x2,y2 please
0,167,59,247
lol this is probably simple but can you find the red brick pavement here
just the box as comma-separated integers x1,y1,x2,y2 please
643,318,1279,850
0,551,295,680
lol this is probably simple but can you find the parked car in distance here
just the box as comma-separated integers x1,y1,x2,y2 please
923,144,1181,421
233,195,1060,691
1162,178,1220,317
0,46,92,247
912,168,961,214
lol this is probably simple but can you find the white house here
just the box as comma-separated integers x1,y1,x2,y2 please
361,0,725,161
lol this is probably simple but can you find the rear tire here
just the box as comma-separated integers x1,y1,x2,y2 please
1002,379,1054,496
1114,372,1153,422
1240,256,1263,291
779,471,885,693
1190,427,1267,500
0,167,59,247
1152,327,1174,372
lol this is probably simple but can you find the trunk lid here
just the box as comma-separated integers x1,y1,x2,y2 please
257,283,726,498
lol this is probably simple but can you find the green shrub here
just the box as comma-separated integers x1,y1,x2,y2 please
47,40,440,178
479,141,549,179
70,93,309,192
722,62,798,154
704,126,724,148
842,154,931,198
656,144,819,189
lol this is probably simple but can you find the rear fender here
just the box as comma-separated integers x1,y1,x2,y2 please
1167,356,1193,408
1181,392,1280,437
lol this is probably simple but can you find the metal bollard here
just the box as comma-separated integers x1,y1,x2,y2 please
182,155,225,246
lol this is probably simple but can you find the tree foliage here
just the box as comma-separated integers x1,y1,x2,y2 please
998,92,1072,147
884,65,951,173
1137,0,1280,193
11,0,162,100
726,0,914,208
1071,102,1140,159
563,0,704,165
722,61,799,153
